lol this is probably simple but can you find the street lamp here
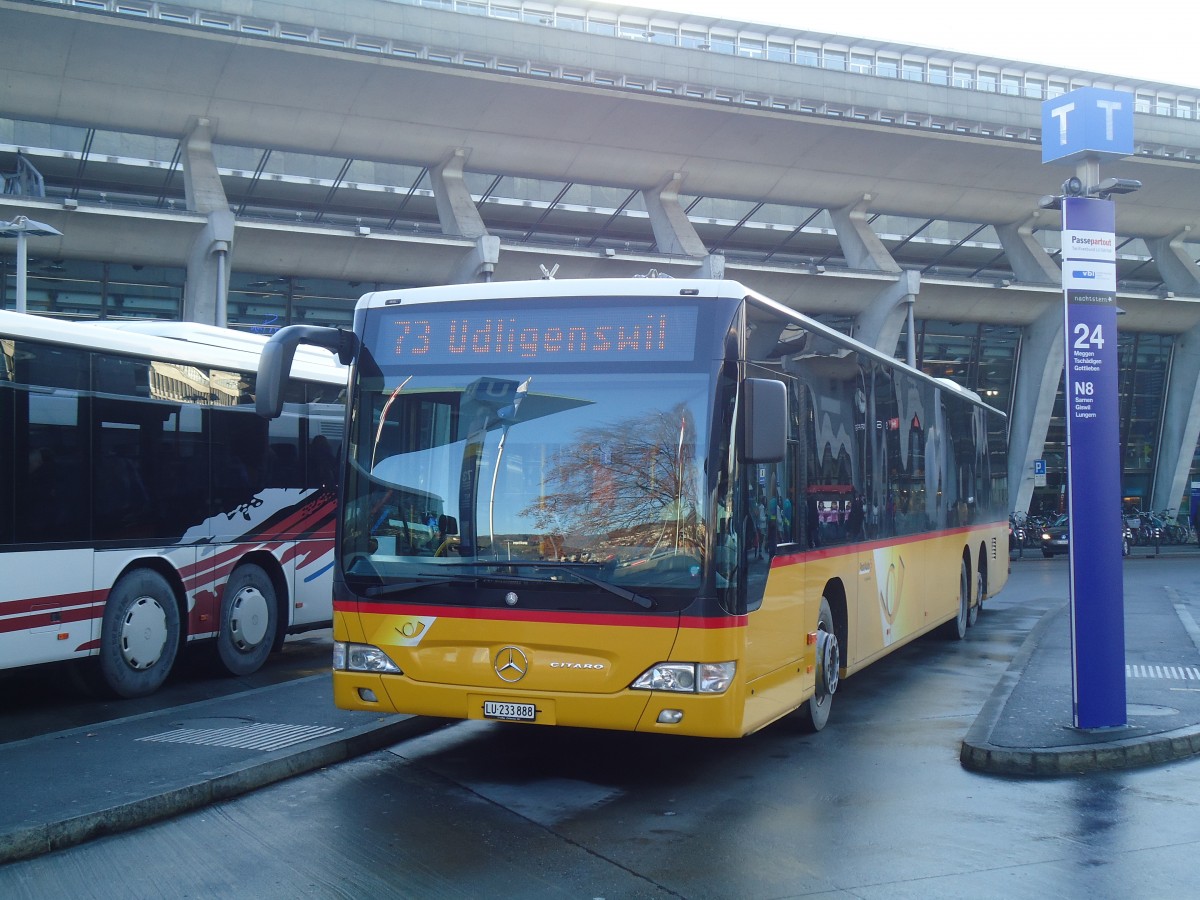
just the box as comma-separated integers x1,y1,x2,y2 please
0,215,63,314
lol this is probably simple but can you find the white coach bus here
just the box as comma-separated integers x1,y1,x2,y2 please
0,311,345,697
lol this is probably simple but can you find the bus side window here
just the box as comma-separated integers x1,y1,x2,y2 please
264,380,307,490
91,363,153,541
308,434,337,490
0,355,10,545
303,378,342,492
8,342,91,545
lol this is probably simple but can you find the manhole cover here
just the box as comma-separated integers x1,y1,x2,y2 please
1127,704,1180,717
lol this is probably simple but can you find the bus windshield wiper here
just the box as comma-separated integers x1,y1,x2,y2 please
554,565,654,610
363,574,475,598
362,568,593,599
366,560,654,609
437,560,654,609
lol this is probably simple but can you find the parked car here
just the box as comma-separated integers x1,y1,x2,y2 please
1039,515,1132,558
1039,515,1070,557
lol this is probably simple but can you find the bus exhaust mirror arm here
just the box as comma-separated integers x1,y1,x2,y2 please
257,325,357,419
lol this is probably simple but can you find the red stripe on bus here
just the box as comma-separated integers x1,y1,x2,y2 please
337,600,744,630
258,498,335,542
770,521,1006,566
280,538,335,570
0,590,104,618
0,594,104,636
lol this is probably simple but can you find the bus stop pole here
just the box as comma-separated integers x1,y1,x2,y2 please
1040,88,1137,730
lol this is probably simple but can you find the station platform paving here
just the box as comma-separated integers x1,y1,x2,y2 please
0,674,445,865
961,545,1200,775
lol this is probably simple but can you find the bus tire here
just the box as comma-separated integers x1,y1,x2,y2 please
99,569,181,698
969,553,984,627
216,563,279,677
798,597,839,732
943,558,970,640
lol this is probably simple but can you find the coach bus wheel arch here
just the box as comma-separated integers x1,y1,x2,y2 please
217,560,283,677
98,568,182,698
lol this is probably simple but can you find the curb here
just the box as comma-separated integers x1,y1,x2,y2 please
962,723,1200,777
0,715,449,866
960,602,1200,776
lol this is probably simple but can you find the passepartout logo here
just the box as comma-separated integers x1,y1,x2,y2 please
1070,234,1114,250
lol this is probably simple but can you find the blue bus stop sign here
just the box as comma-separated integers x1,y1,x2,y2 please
1062,196,1126,730
1042,88,1134,165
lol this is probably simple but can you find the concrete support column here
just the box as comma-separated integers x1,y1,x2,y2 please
431,149,487,239
996,213,1060,284
1008,302,1064,515
830,195,901,273
181,118,228,215
641,173,707,258
1148,230,1200,511
830,195,915,359
853,270,921,358
431,149,500,283
450,235,501,284
181,118,234,325
694,253,725,280
1151,322,1200,512
997,212,1062,514
1149,227,1200,295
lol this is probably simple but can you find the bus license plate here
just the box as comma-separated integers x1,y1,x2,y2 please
483,701,537,721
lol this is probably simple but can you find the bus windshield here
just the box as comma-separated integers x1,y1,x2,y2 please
342,354,714,608
343,369,710,609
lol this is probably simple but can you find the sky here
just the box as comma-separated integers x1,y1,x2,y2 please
648,0,1199,90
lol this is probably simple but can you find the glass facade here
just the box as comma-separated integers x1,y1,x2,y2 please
1034,332,1179,516
0,259,383,331
0,259,185,321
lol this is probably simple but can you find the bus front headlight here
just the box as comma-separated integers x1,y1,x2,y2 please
631,661,735,694
333,641,402,674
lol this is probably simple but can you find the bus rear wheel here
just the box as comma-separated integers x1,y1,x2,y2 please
943,558,970,640
99,569,181,698
798,597,839,732
216,564,279,677
969,555,985,627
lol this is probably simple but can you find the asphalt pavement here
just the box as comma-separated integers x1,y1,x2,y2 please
3,545,1199,866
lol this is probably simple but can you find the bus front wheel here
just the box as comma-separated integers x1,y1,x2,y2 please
799,597,839,732
216,564,279,677
99,569,181,698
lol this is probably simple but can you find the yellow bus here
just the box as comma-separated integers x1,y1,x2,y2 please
258,279,1008,737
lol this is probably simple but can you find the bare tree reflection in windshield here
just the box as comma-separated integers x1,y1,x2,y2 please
522,402,705,580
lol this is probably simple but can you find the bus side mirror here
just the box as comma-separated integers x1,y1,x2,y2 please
744,378,786,463
257,325,356,419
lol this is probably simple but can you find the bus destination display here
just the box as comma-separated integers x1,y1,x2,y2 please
373,304,699,364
